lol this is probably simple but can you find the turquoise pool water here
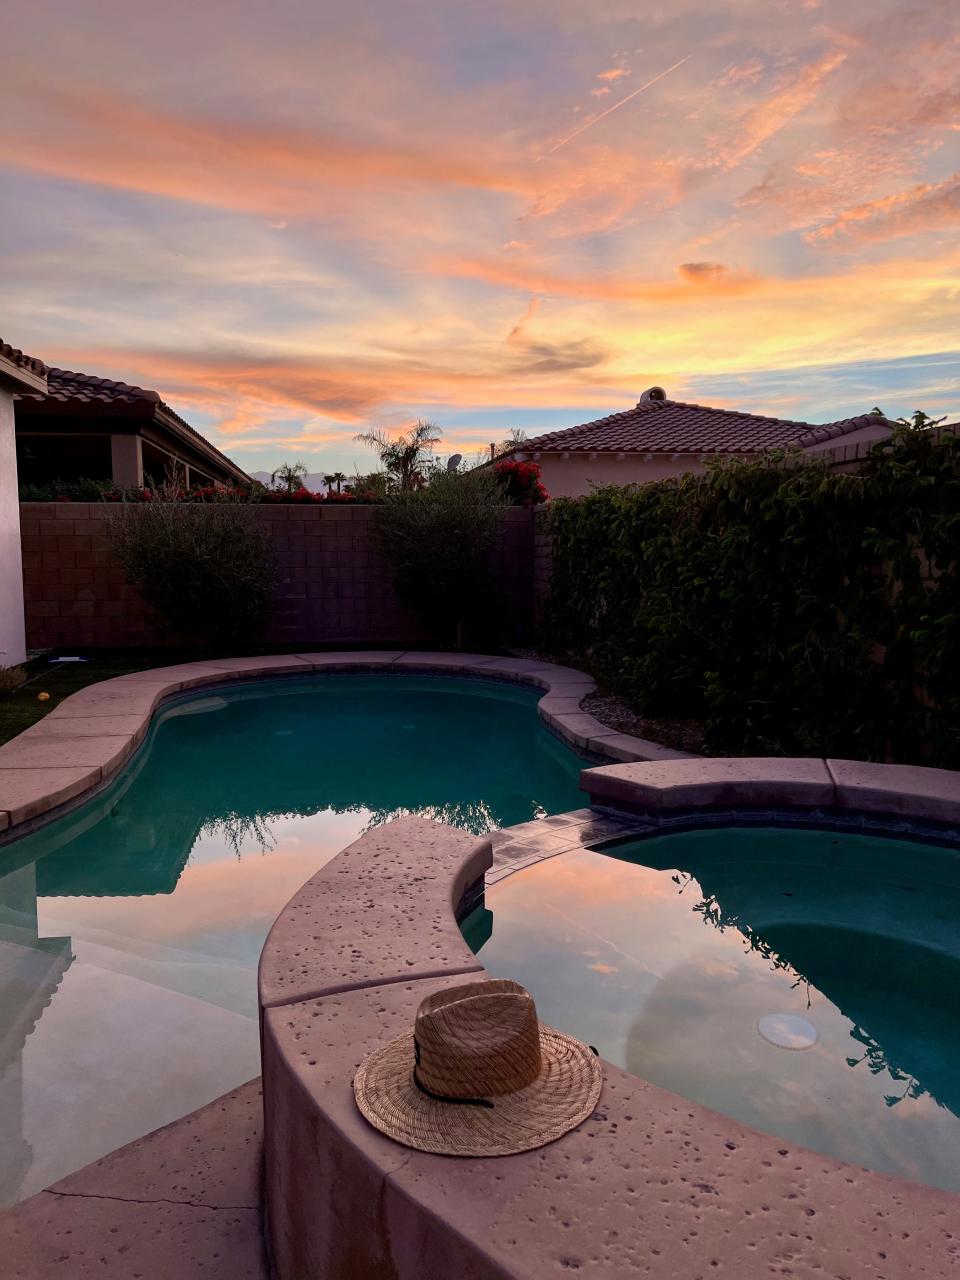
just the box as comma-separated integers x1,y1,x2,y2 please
0,673,586,1206
463,827,960,1192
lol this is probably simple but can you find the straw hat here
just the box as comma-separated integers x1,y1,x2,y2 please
353,978,602,1157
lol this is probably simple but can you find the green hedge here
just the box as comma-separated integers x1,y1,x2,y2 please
544,429,960,766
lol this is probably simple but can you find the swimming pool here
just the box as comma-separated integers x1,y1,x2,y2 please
0,673,587,1206
462,825,960,1193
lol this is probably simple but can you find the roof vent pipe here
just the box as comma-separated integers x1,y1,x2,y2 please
639,386,666,404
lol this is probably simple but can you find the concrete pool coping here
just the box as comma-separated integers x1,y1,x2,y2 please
259,812,960,1280
0,651,692,836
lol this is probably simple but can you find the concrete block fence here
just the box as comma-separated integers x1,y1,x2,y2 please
18,503,537,650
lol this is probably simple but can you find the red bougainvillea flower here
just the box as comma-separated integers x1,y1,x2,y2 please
493,459,549,506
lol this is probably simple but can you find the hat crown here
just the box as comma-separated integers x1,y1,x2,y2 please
414,979,542,1100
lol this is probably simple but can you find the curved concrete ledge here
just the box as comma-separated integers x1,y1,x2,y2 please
0,651,685,836
582,756,960,829
259,814,960,1280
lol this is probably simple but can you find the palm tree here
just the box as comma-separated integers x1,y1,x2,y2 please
329,471,346,493
271,461,308,495
898,410,947,431
492,427,528,460
354,420,442,491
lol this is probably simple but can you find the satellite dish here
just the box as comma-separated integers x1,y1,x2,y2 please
447,453,463,472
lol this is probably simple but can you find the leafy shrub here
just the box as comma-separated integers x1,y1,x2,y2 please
373,469,508,648
544,428,960,766
0,665,27,694
19,477,115,502
107,502,277,645
494,459,548,506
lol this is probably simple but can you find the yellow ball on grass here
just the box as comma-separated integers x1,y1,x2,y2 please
37,691,50,702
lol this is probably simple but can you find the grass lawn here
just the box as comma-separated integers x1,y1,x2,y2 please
0,650,191,746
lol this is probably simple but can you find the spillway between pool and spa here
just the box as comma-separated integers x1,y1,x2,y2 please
462,823,960,1195
0,672,590,1207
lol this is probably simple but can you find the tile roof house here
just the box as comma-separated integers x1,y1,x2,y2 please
504,387,894,497
14,367,250,490
0,339,48,665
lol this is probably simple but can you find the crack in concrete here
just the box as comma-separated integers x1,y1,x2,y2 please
44,1188,257,1213
262,962,486,1012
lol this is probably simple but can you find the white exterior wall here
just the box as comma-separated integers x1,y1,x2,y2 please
0,387,26,666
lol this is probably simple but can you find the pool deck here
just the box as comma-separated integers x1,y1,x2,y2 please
1,653,959,1277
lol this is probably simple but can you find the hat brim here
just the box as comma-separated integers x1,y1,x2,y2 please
353,1025,602,1157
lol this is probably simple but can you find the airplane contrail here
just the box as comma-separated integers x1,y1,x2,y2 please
547,55,691,154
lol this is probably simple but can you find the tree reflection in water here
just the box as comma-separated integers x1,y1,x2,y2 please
669,868,940,1114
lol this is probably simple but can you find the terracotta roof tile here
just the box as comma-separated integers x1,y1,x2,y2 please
20,367,165,412
515,390,891,456
0,338,47,380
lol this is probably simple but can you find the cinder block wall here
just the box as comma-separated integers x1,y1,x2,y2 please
532,507,552,612
18,503,536,650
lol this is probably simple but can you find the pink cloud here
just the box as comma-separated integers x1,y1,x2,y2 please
431,254,760,301
805,172,960,246
714,59,765,88
713,49,848,171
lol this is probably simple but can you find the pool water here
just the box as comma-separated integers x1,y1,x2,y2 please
0,673,586,1205
462,827,960,1193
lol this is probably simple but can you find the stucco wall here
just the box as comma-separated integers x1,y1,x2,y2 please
534,453,695,498
18,503,534,650
0,391,27,666
802,421,891,455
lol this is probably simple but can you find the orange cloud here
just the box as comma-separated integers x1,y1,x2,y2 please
506,296,541,342
712,49,848,171
678,261,731,281
46,337,623,441
0,75,677,251
431,254,760,301
36,240,960,462
805,173,960,246
714,59,765,88
0,81,534,217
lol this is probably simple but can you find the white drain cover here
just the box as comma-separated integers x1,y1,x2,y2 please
757,1013,819,1050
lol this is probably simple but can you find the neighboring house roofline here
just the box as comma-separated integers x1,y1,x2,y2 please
0,338,48,394
15,366,250,483
501,388,893,459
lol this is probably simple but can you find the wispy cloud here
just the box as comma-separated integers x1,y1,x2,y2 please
712,49,848,171
805,172,960,246
546,56,690,154
431,254,759,301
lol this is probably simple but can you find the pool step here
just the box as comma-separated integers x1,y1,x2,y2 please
0,1079,267,1279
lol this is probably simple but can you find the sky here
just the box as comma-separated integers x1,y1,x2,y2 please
1,0,958,477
